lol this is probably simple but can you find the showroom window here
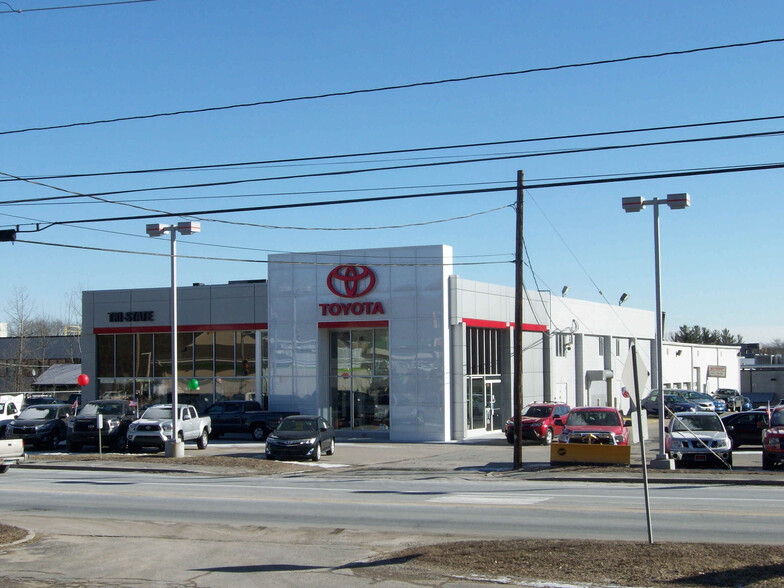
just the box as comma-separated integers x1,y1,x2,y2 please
94,329,266,414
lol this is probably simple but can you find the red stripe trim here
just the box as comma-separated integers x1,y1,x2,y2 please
463,318,547,332
318,320,389,329
94,322,268,334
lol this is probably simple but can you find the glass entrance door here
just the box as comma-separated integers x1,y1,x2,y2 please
485,379,502,431
328,328,389,431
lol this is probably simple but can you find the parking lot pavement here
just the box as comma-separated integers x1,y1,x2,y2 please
18,420,784,485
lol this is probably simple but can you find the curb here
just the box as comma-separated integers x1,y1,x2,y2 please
17,459,784,486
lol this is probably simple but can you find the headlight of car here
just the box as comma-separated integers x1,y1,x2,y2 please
67,419,75,429
669,438,684,449
128,423,138,432
106,419,120,430
717,438,731,449
307,437,317,445
35,422,54,431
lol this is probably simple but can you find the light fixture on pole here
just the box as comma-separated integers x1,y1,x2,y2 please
622,193,690,470
561,286,570,297
145,221,201,458
619,293,629,306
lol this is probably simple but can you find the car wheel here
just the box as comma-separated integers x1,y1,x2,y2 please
66,440,81,453
128,443,140,454
50,432,61,450
312,442,321,462
177,431,184,443
763,451,775,471
196,429,209,450
114,434,128,453
505,434,514,445
542,428,553,446
325,438,335,456
726,453,733,468
0,465,9,474
251,424,267,442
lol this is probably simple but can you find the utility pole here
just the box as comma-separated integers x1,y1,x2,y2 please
513,170,524,469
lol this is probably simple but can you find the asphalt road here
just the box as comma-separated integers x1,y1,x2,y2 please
1,458,783,587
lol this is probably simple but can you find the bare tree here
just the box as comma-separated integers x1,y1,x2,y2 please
3,287,36,392
763,338,784,354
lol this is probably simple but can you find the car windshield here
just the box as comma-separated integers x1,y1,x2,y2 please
771,412,784,427
79,403,125,417
683,391,711,401
522,405,552,418
663,394,684,402
277,418,318,432
141,407,172,420
566,411,620,427
671,413,723,432
18,407,58,420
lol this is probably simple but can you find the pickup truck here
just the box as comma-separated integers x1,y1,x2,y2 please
0,394,23,438
205,400,298,441
713,388,749,412
127,404,211,452
0,438,26,473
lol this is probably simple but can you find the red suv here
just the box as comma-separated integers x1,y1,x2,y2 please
504,402,570,446
762,406,784,470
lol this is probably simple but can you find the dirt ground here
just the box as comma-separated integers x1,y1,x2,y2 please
2,522,783,587
372,539,784,587
12,454,784,586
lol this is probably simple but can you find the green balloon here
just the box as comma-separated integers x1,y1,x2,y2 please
188,378,199,391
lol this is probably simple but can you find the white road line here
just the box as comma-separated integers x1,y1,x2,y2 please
430,494,552,506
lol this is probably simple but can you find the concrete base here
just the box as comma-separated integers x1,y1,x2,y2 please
649,456,676,470
164,440,185,458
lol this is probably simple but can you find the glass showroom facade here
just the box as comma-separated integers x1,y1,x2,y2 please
94,329,266,415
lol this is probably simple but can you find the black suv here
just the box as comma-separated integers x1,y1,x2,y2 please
6,403,73,450
66,399,136,452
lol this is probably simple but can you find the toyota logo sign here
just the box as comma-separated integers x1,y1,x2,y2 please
327,265,376,298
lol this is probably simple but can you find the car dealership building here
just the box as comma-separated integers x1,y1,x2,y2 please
81,244,740,442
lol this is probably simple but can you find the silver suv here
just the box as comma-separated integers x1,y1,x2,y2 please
666,411,732,468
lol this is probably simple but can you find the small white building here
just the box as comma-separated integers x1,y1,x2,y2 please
81,244,740,442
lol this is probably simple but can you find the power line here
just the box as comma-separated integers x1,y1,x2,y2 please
3,114,783,183
0,0,156,14
15,238,513,267
11,160,783,233
3,37,783,136
4,128,783,205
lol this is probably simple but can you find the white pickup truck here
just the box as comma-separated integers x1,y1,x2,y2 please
0,438,26,473
0,394,23,439
126,404,211,453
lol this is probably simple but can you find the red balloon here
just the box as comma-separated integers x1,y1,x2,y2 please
77,374,89,387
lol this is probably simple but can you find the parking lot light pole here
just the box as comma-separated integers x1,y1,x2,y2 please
622,194,690,470
145,221,201,458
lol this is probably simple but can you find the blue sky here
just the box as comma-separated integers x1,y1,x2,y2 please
1,0,782,342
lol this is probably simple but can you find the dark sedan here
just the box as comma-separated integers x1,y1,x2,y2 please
722,410,769,448
265,415,335,462
6,403,72,450
641,390,698,417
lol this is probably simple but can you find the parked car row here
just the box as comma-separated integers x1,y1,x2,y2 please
505,399,784,471
0,397,334,463
640,388,746,417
